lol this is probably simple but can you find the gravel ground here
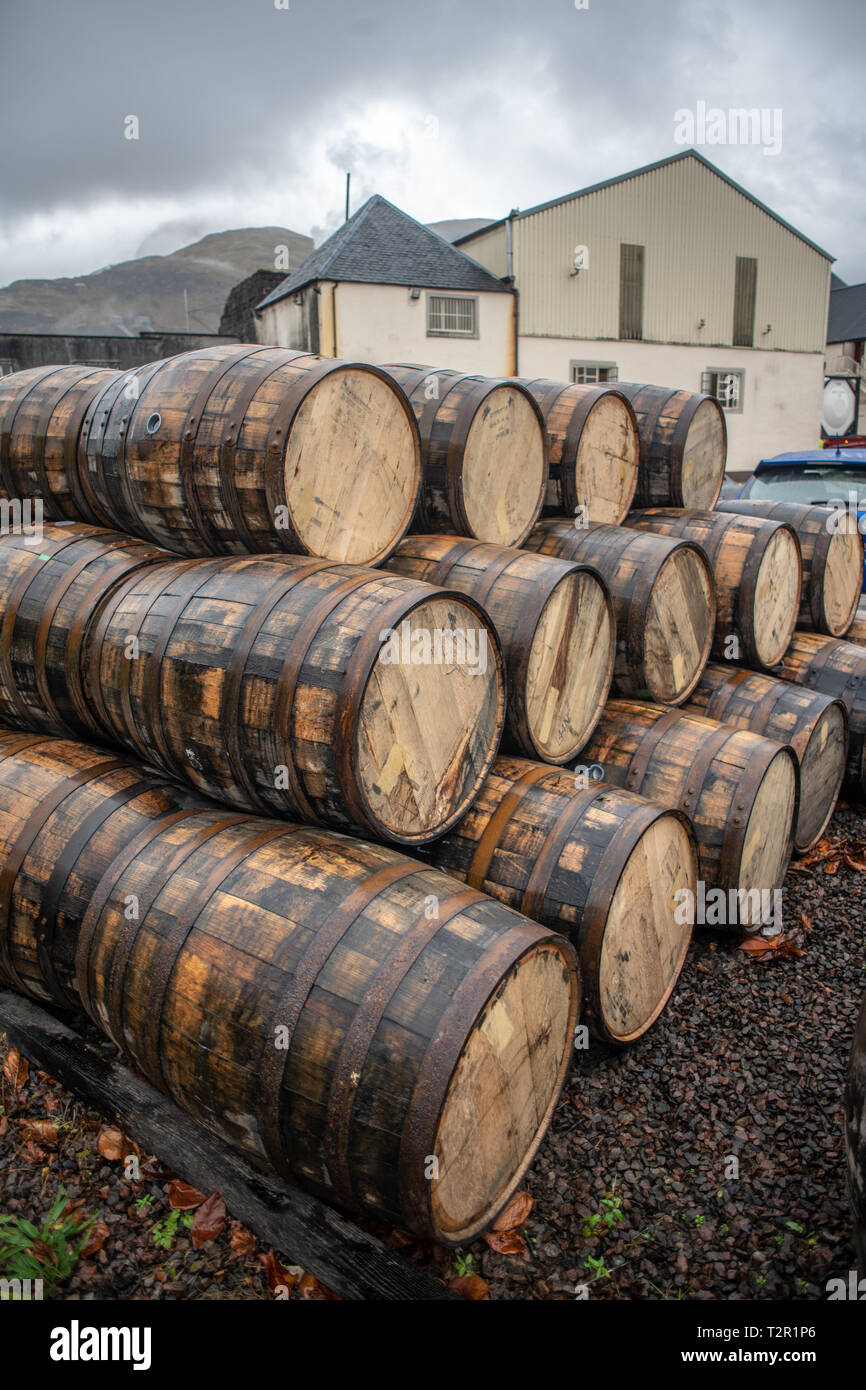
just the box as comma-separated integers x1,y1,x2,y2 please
1,805,863,1302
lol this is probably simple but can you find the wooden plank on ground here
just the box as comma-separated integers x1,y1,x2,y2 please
0,988,456,1302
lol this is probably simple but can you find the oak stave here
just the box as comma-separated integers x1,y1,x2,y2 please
384,534,615,763
0,364,121,522
845,987,866,1273
685,664,847,851
612,383,726,509
579,699,798,922
0,729,579,1245
520,378,639,523
523,518,715,704
80,345,422,565
381,364,548,545
716,499,863,637
626,507,801,670
430,755,697,1045
775,632,866,799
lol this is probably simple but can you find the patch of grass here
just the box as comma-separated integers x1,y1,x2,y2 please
0,1187,94,1297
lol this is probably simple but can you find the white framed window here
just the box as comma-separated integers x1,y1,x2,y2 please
0,359,18,376
702,367,745,413
426,295,478,338
570,360,618,385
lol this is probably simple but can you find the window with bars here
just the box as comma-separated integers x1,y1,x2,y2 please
619,243,644,340
733,256,757,348
702,368,745,412
570,361,619,385
426,295,478,337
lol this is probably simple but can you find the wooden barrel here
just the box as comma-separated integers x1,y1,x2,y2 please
0,523,167,739
520,379,639,523
0,730,579,1245
79,345,422,564
613,383,726,508
380,364,547,545
775,632,866,799
384,535,615,762
430,755,697,1045
0,730,204,1007
626,508,801,670
845,596,866,647
79,543,506,845
0,364,121,521
846,987,866,1273
523,519,715,704
716,499,864,637
579,700,798,921
685,664,847,852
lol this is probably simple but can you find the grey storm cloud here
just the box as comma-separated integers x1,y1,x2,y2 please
1,0,865,280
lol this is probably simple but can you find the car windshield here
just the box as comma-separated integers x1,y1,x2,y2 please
740,465,866,508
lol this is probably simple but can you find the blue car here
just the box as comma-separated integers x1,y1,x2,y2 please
737,449,866,590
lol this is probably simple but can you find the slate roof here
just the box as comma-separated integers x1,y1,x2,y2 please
257,196,510,310
455,150,833,262
828,282,866,344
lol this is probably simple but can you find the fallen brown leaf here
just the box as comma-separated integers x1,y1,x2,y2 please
492,1190,533,1232
449,1273,491,1300
22,1140,47,1164
229,1221,257,1257
264,1250,301,1294
96,1126,126,1161
81,1217,110,1257
298,1271,340,1300
139,1155,175,1181
739,933,803,960
3,1048,29,1091
31,1238,57,1267
19,1119,58,1146
167,1179,206,1210
483,1228,527,1255
191,1192,227,1248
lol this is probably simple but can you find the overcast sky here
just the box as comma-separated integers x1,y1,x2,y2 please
1,0,864,286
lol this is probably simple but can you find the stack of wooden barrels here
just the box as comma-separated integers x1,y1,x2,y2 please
0,351,863,1251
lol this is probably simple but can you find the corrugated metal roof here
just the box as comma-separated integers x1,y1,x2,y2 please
455,150,833,262
257,196,510,310
828,283,866,343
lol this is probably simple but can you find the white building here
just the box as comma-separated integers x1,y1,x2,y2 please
255,195,515,375
255,152,834,476
457,150,833,475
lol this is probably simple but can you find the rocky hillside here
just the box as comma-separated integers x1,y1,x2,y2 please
0,227,314,336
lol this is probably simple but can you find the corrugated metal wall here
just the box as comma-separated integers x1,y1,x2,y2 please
459,224,509,280
464,157,831,353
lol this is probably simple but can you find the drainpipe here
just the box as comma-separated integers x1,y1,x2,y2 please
506,209,518,376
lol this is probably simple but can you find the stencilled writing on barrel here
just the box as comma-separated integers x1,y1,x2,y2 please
480,401,518,440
